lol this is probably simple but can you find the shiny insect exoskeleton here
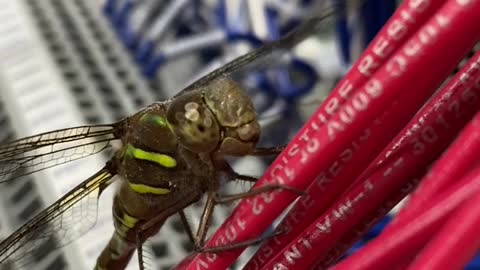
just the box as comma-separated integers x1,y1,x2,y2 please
99,78,262,269
0,7,339,270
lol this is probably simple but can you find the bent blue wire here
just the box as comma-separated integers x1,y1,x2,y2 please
134,0,190,63
104,0,130,17
142,0,257,77
103,0,117,16
333,0,351,66
141,30,267,79
105,0,319,101
262,7,318,101
362,0,396,45
142,29,228,78
113,0,135,29
142,0,319,102
344,215,480,269
118,0,157,49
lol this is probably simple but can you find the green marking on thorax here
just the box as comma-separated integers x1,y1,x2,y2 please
128,182,172,195
125,144,177,168
140,113,169,128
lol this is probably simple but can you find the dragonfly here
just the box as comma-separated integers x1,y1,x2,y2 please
0,4,344,270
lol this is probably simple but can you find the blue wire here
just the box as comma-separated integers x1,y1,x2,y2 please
135,40,155,63
378,0,396,28
465,255,480,270
361,0,379,45
334,0,351,65
103,0,117,16
263,8,318,101
113,1,134,30
362,0,396,46
343,215,480,270
142,54,167,78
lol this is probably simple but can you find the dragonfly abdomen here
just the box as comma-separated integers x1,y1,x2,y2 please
95,200,143,270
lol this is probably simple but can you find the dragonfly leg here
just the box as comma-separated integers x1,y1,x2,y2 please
136,231,156,270
250,145,286,156
193,192,216,250
191,187,301,252
232,171,258,182
214,158,258,182
214,184,304,204
179,210,197,246
196,226,290,253
136,232,146,270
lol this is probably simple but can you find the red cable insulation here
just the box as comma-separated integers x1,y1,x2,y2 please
387,98,480,233
257,0,480,268
406,166,480,270
243,1,447,268
332,166,480,270
175,0,480,269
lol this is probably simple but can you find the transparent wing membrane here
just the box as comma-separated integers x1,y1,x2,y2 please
0,165,116,267
0,124,122,183
175,7,338,97
0,124,117,156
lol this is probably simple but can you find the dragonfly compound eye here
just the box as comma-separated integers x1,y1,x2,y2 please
203,78,257,128
167,92,221,153
203,78,261,155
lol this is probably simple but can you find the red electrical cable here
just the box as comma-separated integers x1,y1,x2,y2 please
332,165,480,270
406,169,480,270
387,97,480,233
174,1,480,269
256,1,480,268
315,53,480,269
314,177,421,269
320,52,480,270
318,111,480,269
245,80,434,270
243,1,447,267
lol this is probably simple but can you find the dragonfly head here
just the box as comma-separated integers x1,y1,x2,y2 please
167,78,260,155
167,89,221,153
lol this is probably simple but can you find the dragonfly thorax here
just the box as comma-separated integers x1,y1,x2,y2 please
167,77,260,155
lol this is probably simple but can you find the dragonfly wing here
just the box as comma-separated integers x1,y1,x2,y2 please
137,241,148,270
175,5,339,97
0,163,116,267
0,122,123,183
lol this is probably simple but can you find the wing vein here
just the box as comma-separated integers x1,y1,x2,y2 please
0,163,116,266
